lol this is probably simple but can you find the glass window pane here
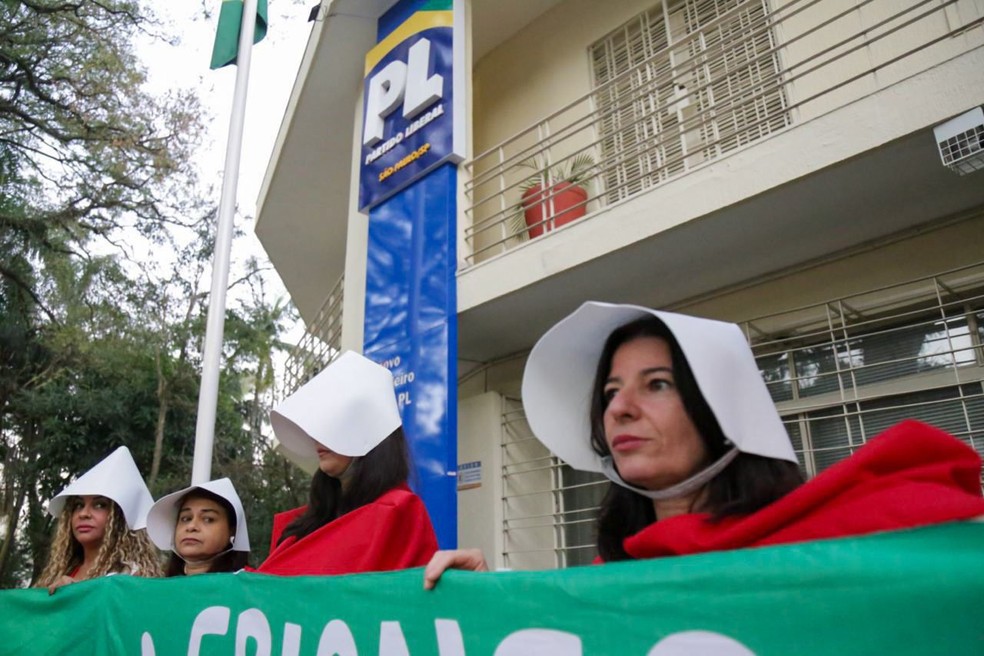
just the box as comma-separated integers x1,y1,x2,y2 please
962,382,984,460
805,406,860,472
849,321,932,386
858,386,964,437
560,467,605,566
794,343,845,397
976,311,984,363
757,351,793,402
845,315,971,387
926,315,976,367
782,420,809,477
857,383,984,456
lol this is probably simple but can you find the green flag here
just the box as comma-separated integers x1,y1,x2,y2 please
210,0,268,70
2,523,982,654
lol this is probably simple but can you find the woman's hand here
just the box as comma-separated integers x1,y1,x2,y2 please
423,548,489,590
47,575,76,595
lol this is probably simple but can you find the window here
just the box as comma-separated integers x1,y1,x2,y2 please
500,399,607,569
590,0,789,203
790,383,984,476
558,467,606,566
283,274,344,398
750,268,984,478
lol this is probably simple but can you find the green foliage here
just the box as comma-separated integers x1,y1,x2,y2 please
0,0,204,256
517,153,595,194
0,0,306,584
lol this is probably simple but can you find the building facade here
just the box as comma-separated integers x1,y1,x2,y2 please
256,0,984,568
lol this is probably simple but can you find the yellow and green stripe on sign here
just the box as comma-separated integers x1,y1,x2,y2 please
210,0,269,70
365,10,453,76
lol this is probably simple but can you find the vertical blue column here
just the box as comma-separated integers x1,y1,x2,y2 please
363,163,457,548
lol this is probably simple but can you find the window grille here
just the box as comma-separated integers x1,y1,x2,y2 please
559,467,607,566
500,261,984,568
500,399,607,568
590,0,789,203
464,1,979,265
747,263,984,478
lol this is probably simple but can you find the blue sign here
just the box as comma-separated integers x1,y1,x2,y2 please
358,2,463,211
363,161,458,549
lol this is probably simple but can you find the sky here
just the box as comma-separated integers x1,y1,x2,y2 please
138,1,314,321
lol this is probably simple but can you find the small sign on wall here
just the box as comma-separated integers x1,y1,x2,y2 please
457,460,481,491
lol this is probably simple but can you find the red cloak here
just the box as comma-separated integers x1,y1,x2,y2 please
618,420,984,560
256,484,438,576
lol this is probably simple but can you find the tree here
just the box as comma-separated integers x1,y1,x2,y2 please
0,221,306,584
0,0,206,584
1,0,204,258
216,266,307,564
0,0,305,584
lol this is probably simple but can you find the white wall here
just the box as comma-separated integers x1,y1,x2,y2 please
472,0,654,153
457,392,506,566
678,210,984,322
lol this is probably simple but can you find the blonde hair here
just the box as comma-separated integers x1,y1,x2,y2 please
35,497,163,587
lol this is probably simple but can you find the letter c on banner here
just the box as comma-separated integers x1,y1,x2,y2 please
494,629,582,655
316,619,358,656
235,608,272,656
647,631,756,655
188,606,231,656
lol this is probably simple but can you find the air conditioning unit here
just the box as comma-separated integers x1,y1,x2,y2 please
933,107,984,176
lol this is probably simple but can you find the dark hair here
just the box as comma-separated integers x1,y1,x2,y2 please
277,426,411,545
589,317,804,561
165,488,250,576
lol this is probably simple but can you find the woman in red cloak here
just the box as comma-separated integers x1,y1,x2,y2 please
425,302,984,585
258,351,438,576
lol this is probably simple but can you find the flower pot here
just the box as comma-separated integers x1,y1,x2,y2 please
521,182,588,239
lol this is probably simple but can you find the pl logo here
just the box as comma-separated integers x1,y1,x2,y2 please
363,38,443,148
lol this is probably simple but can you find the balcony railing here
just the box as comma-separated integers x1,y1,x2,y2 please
281,274,344,400
462,0,984,267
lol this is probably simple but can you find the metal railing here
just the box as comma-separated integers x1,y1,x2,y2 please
462,0,984,266
281,274,344,400
500,399,607,569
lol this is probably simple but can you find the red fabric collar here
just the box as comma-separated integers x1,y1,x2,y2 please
621,420,984,559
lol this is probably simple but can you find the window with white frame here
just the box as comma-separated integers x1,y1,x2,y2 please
500,398,608,570
590,0,789,203
751,285,984,478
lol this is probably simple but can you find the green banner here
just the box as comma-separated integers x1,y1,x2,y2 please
4,523,982,655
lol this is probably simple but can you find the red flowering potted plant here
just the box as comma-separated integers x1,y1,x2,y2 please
511,154,594,239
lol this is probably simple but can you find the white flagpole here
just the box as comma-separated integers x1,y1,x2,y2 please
191,0,259,485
